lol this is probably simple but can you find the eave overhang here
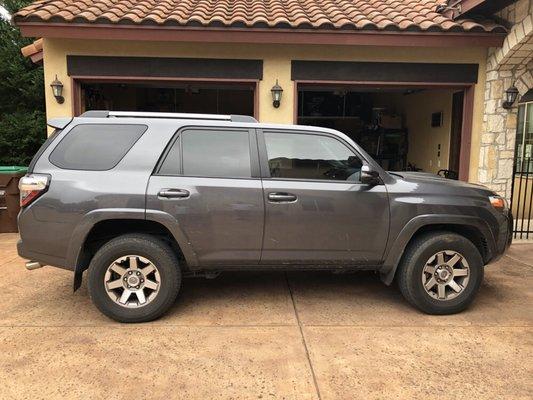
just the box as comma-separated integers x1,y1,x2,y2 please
458,0,516,18
17,22,506,48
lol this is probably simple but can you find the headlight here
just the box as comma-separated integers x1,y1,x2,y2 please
489,195,508,212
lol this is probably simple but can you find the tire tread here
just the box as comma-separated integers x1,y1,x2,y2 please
396,231,483,315
87,233,181,323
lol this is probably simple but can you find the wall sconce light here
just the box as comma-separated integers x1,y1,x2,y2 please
502,85,519,109
271,79,283,108
50,75,64,104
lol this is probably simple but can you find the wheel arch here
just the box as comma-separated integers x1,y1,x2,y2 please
69,210,197,290
380,215,495,286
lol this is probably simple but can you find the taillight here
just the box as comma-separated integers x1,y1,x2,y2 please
19,174,49,207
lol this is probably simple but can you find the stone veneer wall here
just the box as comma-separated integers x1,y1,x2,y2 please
479,0,533,199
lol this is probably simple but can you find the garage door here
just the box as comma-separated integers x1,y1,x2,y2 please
79,81,255,117
68,55,262,118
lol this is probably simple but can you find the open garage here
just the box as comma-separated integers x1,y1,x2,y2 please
66,55,262,119
297,85,465,177
292,60,478,180
78,81,256,117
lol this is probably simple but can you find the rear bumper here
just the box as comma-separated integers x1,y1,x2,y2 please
17,239,72,271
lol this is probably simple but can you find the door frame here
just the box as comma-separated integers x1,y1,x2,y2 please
449,90,465,174
71,76,260,120
293,80,475,181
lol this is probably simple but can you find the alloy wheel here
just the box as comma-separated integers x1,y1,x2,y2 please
104,255,161,308
421,250,470,301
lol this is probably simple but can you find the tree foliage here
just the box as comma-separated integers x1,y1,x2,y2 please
0,0,45,166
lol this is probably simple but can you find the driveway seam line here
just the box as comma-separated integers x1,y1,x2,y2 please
285,272,322,400
503,254,533,268
1,324,531,328
0,256,19,267
0,324,297,328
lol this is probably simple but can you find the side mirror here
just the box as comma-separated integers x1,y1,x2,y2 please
361,164,382,186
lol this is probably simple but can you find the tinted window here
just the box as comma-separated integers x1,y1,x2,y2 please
29,128,61,172
49,124,147,170
181,129,251,178
158,137,181,175
264,131,362,182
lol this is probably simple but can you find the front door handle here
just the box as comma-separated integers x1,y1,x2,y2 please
158,189,190,199
268,192,297,203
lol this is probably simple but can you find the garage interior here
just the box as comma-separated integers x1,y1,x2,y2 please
79,81,255,117
297,86,464,176
77,80,465,177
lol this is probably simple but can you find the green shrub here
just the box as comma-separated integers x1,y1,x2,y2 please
0,0,46,166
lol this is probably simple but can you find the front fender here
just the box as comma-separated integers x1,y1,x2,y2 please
379,214,495,285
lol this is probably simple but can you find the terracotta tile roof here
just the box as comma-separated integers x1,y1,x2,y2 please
14,0,506,33
20,38,43,64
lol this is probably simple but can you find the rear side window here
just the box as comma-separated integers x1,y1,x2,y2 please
49,124,147,170
182,129,251,177
159,129,252,178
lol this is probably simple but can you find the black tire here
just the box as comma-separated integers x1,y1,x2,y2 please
396,231,484,315
87,234,181,323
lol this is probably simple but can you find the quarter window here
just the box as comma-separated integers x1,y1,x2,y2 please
158,137,181,175
49,124,147,170
181,129,252,178
264,131,362,182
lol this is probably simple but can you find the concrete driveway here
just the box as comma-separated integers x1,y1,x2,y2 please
0,233,531,400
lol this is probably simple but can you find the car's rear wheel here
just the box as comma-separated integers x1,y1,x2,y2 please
87,234,181,323
397,231,483,315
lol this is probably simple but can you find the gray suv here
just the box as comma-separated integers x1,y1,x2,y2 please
17,111,512,322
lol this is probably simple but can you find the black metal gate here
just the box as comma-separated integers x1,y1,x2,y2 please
510,157,533,239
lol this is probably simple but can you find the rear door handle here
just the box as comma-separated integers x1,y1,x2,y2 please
158,189,190,199
268,192,297,203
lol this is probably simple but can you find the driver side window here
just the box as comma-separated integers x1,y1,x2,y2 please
263,131,362,182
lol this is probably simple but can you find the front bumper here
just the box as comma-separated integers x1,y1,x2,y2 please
490,211,513,264
506,212,513,249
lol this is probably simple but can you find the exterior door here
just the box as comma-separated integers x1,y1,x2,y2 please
259,129,389,265
146,127,263,266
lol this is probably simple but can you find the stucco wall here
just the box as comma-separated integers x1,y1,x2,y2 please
42,38,488,182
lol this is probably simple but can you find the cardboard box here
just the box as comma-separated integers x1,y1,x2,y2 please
380,115,402,129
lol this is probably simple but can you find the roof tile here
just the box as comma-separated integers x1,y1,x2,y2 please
14,0,506,34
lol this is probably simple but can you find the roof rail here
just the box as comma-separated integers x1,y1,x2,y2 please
79,110,257,123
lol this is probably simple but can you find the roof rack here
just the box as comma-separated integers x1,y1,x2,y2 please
80,110,257,123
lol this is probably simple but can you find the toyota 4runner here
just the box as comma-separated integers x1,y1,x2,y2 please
17,111,512,322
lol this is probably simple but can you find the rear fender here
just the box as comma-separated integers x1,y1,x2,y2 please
67,208,146,268
68,209,198,290
144,209,198,267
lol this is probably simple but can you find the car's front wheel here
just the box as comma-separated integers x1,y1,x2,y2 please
397,231,484,315
87,234,181,323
